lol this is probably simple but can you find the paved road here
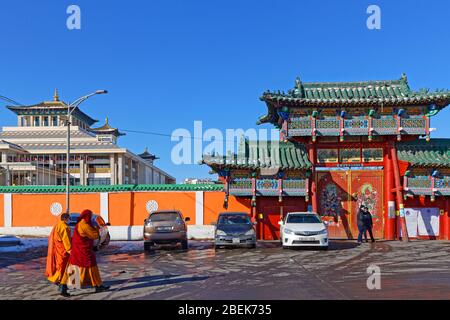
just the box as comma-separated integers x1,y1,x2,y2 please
0,240,449,300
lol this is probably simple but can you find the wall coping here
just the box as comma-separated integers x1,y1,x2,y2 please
0,184,224,194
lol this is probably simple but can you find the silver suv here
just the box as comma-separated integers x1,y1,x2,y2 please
143,210,190,251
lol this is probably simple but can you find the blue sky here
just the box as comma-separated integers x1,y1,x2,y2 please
0,0,449,182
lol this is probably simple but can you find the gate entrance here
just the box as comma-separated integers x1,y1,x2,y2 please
317,170,384,239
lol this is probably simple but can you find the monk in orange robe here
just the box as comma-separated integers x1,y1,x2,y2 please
45,213,72,297
61,209,109,293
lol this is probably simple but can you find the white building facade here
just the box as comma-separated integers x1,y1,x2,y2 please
0,92,175,186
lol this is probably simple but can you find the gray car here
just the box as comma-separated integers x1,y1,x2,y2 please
214,212,257,249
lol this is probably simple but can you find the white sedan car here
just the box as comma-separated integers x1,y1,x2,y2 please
279,212,329,249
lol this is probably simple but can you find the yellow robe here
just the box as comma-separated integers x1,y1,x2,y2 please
61,220,103,287
46,221,71,283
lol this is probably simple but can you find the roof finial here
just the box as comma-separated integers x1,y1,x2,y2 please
53,88,59,101
105,117,109,124
400,73,407,82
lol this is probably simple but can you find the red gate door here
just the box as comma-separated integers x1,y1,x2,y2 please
317,171,354,239
256,199,310,240
350,171,384,239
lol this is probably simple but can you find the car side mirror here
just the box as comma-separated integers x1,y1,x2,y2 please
323,221,329,226
185,217,191,222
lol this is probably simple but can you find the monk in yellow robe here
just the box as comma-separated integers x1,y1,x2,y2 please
45,213,72,297
61,209,109,293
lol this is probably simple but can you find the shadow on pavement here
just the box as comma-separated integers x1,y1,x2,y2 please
105,274,209,292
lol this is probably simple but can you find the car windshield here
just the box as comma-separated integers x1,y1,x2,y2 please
287,214,322,224
149,212,181,222
68,213,99,227
218,214,251,225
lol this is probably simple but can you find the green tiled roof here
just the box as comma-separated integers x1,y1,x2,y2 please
258,74,450,124
0,184,223,194
397,139,450,168
201,140,311,170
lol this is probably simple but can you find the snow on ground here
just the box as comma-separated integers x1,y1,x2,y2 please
0,236,48,253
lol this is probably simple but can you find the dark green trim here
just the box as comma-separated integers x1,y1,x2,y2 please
0,184,223,194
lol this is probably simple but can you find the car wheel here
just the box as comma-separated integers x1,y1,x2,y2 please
249,243,256,249
282,245,289,250
144,242,153,252
181,240,188,250
322,246,329,251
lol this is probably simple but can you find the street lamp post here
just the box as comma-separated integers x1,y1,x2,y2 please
65,90,108,214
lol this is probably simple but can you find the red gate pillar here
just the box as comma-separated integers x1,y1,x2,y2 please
308,145,318,213
384,145,396,240
390,145,409,242
445,198,450,240
308,144,319,213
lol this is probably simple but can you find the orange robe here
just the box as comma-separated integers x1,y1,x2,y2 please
61,220,103,287
45,221,72,283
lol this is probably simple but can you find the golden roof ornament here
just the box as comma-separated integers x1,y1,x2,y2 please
53,88,59,101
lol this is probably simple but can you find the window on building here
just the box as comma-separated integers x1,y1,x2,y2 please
34,117,40,126
317,149,339,163
57,178,80,186
87,178,111,185
43,116,49,126
339,148,361,163
52,116,58,126
362,148,384,162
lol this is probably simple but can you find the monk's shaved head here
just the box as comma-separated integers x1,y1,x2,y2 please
60,213,70,221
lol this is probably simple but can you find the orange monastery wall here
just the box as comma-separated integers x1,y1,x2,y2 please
12,193,100,227
132,192,197,225
203,192,251,225
2,191,250,228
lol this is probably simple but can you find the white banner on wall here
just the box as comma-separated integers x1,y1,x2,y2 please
417,208,440,237
404,208,419,238
404,208,440,237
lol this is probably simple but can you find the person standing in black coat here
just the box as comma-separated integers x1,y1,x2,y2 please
357,205,375,244
357,205,367,244
362,207,375,243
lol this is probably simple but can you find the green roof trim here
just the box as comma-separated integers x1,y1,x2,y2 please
397,139,450,168
0,184,223,194
201,140,312,170
258,74,450,125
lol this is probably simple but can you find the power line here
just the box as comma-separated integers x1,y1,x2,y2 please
0,94,23,106
120,128,274,143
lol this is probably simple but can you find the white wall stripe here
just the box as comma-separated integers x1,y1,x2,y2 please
4,194,12,228
100,192,109,223
195,191,204,225
0,225,215,240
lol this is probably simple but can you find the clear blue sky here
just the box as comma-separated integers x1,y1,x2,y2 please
0,0,449,182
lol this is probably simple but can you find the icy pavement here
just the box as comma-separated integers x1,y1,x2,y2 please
0,236,48,253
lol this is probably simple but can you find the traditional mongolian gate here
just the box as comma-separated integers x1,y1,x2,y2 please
317,169,384,239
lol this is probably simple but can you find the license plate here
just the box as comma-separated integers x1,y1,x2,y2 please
299,237,315,241
232,238,240,244
157,226,172,231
